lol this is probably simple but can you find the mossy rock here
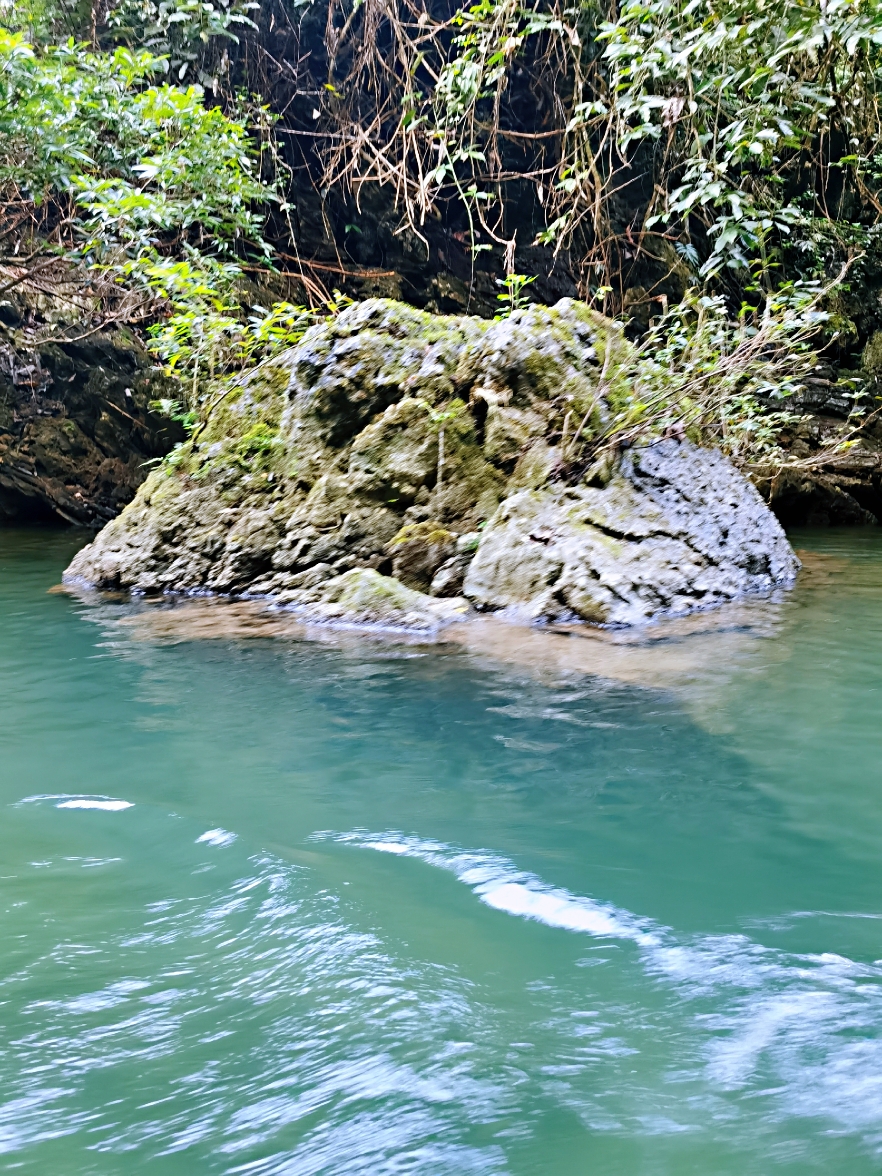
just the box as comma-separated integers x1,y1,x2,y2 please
64,297,798,629
67,296,618,596
297,568,467,633
388,520,457,591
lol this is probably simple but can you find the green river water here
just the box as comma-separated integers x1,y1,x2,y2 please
2,526,882,1174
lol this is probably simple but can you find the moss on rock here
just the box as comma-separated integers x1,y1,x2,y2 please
64,296,798,629
294,568,468,633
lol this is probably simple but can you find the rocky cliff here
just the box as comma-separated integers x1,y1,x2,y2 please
0,268,182,524
65,298,799,629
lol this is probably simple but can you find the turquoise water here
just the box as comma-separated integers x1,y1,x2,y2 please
2,527,882,1174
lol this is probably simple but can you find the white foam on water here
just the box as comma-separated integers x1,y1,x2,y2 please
317,829,882,1145
196,829,238,848
56,799,133,812
18,794,133,811
317,831,662,948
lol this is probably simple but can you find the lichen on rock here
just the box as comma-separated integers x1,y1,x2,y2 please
65,297,800,630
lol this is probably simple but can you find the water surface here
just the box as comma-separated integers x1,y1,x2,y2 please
1,527,882,1174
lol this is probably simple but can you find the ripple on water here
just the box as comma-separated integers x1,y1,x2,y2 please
5,527,882,1173
0,835,513,1172
319,830,882,1154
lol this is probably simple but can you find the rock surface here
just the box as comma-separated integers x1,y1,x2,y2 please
292,567,470,632
65,297,799,629
465,441,799,626
0,329,181,524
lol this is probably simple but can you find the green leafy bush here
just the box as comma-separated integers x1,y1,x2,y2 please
0,30,267,248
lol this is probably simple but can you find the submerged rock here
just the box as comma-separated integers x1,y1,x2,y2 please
65,298,799,629
292,567,469,632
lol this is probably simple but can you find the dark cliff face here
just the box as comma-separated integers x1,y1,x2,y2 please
0,327,183,525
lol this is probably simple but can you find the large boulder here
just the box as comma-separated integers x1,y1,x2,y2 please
464,441,799,626
65,298,799,628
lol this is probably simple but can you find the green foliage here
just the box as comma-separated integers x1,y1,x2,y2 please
6,0,880,478
76,92,267,254
149,396,199,432
108,0,258,87
597,0,882,277
495,272,536,317
0,24,286,406
0,30,267,246
133,251,325,397
0,33,155,197
602,283,836,463
0,0,91,39
1,0,254,83
324,0,882,301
